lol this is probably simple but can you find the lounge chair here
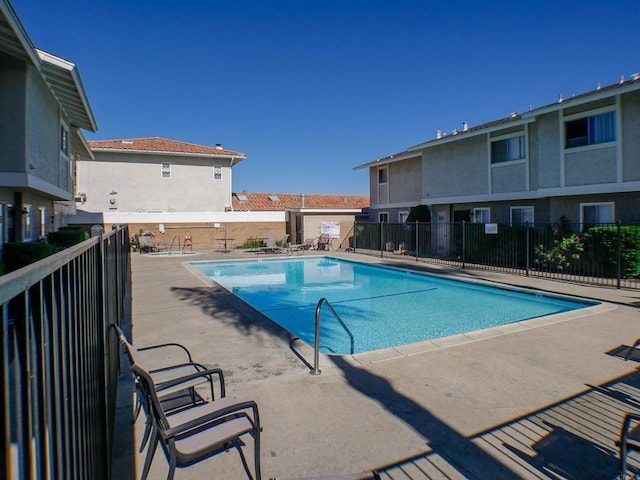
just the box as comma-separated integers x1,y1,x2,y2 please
316,234,332,251
256,233,288,254
133,361,262,480
618,412,640,479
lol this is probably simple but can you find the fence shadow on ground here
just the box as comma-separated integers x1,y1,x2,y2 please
332,355,640,479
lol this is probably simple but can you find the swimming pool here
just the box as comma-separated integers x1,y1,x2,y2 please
193,257,597,355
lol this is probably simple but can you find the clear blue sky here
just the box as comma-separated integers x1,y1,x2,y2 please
13,0,639,195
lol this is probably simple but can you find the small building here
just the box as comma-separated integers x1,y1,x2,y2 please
232,192,369,248
79,137,246,213
0,0,97,247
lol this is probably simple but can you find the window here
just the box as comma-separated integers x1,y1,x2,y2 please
161,162,171,178
399,211,409,223
39,208,46,238
379,212,389,223
60,126,68,156
565,111,616,148
378,167,388,184
22,205,32,241
510,206,534,226
581,202,614,230
472,208,490,223
491,135,525,164
213,165,222,180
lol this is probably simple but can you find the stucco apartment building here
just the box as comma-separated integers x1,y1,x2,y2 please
74,138,368,249
355,75,640,229
0,0,97,248
80,137,246,213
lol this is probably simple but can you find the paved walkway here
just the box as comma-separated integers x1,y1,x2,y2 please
129,250,640,479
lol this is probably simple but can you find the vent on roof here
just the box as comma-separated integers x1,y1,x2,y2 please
121,140,133,145
215,144,223,150
236,194,248,202
269,195,280,202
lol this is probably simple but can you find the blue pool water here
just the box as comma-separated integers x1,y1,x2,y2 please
193,257,595,355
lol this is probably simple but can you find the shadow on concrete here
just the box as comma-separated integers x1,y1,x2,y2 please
330,356,521,479
331,357,640,479
169,284,294,342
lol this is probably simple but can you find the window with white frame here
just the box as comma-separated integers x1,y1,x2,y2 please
472,208,490,223
510,206,534,226
491,135,525,164
213,165,222,180
60,125,68,156
22,205,32,241
39,208,47,238
161,162,171,178
379,212,389,223
565,110,616,149
398,211,409,223
581,202,614,230
378,166,388,185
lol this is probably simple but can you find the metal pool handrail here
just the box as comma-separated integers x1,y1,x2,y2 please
312,297,354,375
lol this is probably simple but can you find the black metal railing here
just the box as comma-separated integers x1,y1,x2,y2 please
1,225,131,480
354,221,640,289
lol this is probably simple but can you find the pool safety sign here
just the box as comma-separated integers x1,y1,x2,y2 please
321,221,340,239
485,223,498,234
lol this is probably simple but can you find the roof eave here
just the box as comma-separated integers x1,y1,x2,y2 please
0,1,40,67
407,117,536,151
37,49,98,132
353,151,422,171
90,147,247,160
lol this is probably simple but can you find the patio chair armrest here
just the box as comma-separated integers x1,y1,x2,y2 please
149,361,207,375
164,400,259,439
138,342,194,362
155,367,226,398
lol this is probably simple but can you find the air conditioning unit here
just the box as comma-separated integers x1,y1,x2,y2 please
74,193,86,204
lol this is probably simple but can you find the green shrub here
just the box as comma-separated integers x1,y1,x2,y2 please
586,226,640,278
2,242,56,273
406,205,431,223
47,227,89,249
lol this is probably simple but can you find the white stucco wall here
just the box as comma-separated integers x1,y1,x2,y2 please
77,151,234,213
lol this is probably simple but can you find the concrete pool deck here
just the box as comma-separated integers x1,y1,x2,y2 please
128,250,640,479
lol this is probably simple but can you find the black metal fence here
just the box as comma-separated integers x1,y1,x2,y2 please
1,225,131,480
354,221,640,289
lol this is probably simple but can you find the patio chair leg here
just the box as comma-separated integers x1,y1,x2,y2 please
167,450,177,480
139,414,153,453
140,424,159,480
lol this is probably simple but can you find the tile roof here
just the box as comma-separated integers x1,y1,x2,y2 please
231,193,369,211
88,137,246,157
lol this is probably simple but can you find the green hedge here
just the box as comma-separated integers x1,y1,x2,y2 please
2,242,56,273
47,227,89,249
585,226,640,278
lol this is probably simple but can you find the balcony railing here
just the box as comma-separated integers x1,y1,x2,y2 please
1,225,131,480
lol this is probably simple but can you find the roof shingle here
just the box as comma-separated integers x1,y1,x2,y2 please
231,192,369,211
88,137,246,157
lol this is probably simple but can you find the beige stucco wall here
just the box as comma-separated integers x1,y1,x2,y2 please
301,214,356,248
77,152,233,212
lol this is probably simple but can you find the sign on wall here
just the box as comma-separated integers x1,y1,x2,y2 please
485,223,498,234
321,221,340,239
